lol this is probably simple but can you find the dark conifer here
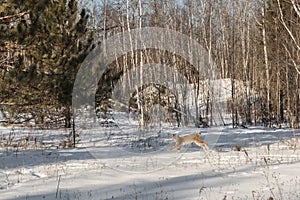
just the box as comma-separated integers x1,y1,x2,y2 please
0,0,93,127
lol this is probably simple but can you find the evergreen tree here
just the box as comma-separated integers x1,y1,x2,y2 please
0,0,93,127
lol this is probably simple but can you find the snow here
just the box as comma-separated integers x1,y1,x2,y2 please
1,124,300,200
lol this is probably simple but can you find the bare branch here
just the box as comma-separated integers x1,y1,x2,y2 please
291,0,300,18
0,11,30,22
277,0,300,52
282,43,300,75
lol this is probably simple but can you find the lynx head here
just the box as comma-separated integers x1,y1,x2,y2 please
172,134,178,141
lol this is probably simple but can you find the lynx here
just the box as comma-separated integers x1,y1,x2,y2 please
168,133,208,152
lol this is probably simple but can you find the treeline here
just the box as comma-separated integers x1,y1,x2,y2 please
1,0,300,128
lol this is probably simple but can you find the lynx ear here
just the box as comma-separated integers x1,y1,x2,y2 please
172,134,177,137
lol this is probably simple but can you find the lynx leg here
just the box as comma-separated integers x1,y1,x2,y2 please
168,143,181,152
194,140,209,151
167,145,175,151
168,144,177,151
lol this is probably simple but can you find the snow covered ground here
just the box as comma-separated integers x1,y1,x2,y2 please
1,124,300,199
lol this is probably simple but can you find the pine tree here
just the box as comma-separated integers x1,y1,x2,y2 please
0,0,93,127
